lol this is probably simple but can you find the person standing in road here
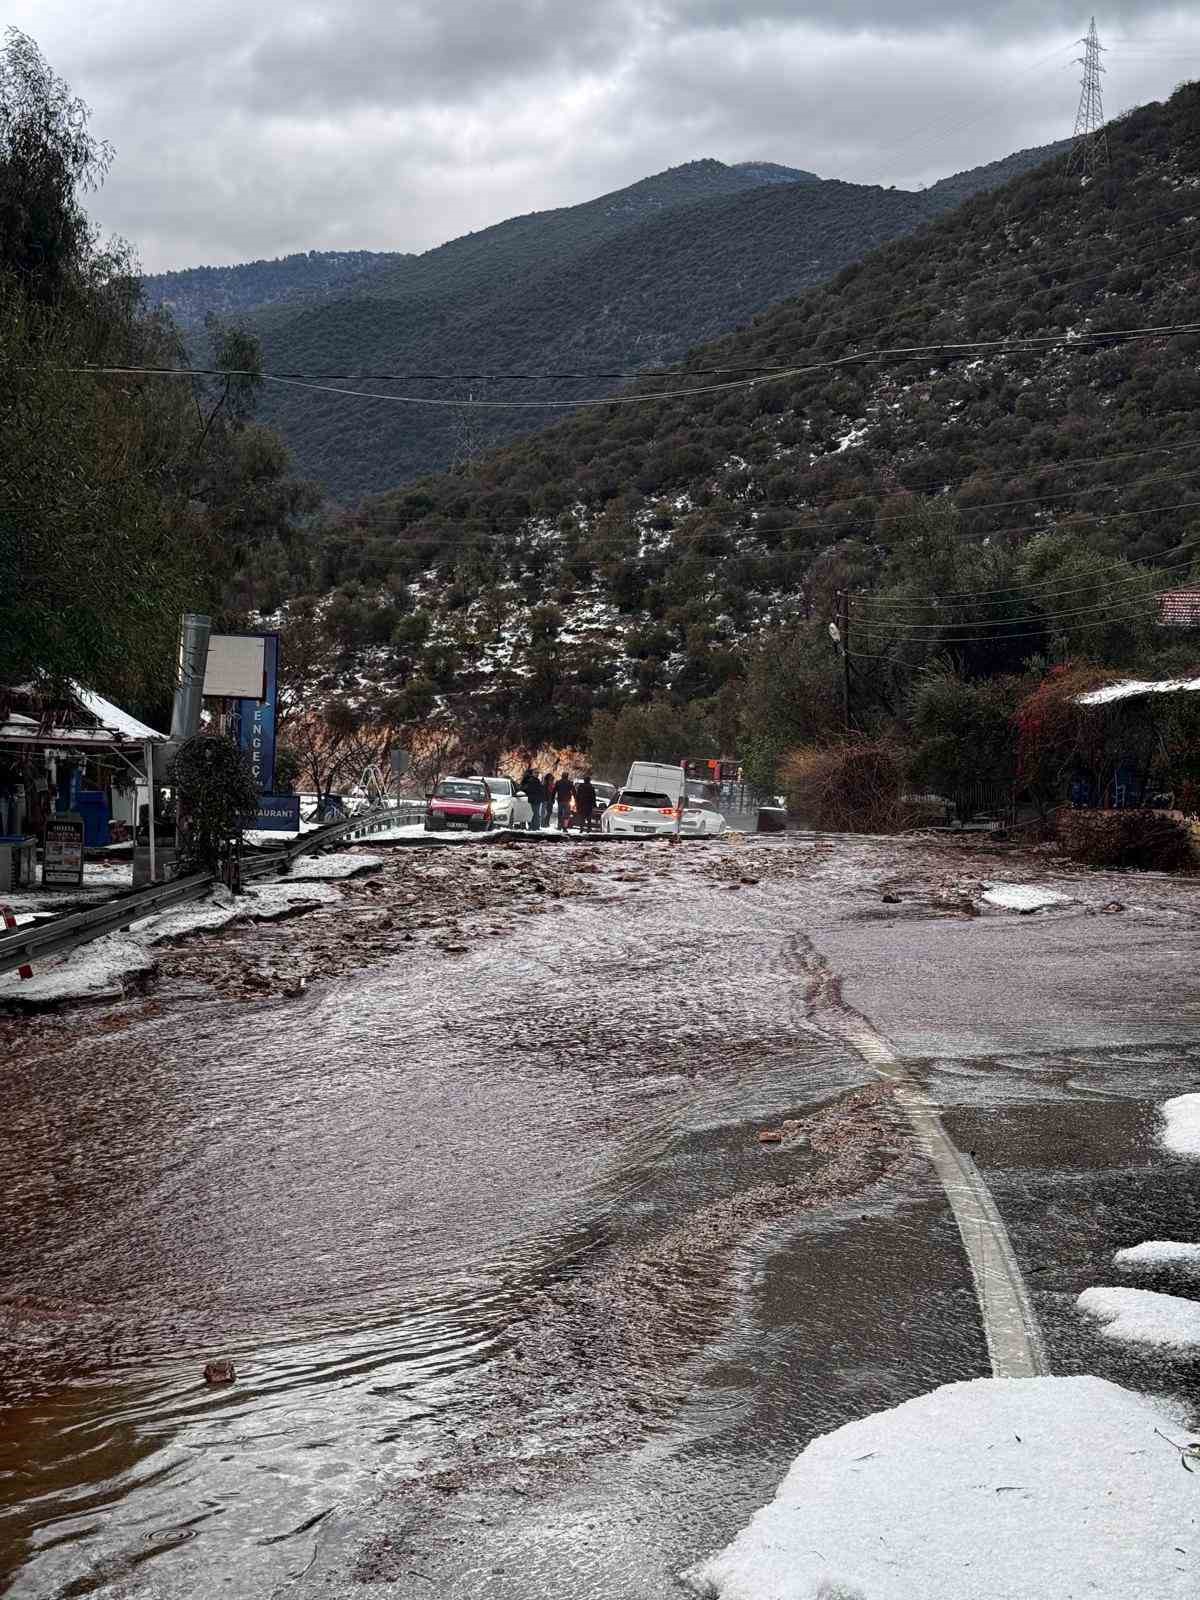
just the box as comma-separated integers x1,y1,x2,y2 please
542,769,556,830
554,772,575,831
575,773,597,833
520,769,544,830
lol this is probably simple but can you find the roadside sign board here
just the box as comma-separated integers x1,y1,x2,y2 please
390,747,410,777
237,632,279,793
242,794,301,833
43,813,85,886
203,633,267,698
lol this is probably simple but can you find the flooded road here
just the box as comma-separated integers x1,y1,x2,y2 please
2,835,1199,1597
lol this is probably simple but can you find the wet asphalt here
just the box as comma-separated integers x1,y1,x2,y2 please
1,834,1198,1598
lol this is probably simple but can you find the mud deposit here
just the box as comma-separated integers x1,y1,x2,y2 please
3,834,1197,1598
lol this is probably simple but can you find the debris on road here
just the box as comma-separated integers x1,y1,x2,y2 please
203,1360,236,1385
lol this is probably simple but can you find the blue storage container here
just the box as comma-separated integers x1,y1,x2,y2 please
74,789,111,847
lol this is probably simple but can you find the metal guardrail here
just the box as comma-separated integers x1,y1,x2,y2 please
0,869,217,977
0,805,409,980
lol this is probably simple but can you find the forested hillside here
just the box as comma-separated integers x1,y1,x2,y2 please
140,250,408,328
248,85,1200,787
223,143,1063,497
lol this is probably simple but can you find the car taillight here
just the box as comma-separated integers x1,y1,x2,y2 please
613,803,631,813
658,807,677,817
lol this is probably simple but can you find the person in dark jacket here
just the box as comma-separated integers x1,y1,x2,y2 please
553,773,575,831
542,770,556,830
575,774,598,832
520,769,544,830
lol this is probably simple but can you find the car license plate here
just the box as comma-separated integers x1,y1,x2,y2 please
444,820,467,830
634,825,655,834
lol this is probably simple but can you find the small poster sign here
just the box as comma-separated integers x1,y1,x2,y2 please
43,813,85,886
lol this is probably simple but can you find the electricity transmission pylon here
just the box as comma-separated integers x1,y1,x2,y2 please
1066,17,1110,179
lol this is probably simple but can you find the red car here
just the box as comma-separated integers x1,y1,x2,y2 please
425,778,493,832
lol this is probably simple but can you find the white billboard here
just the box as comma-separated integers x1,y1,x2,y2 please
202,634,266,699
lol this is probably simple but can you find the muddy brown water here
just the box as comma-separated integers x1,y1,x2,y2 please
0,849,883,1596
3,838,1198,1598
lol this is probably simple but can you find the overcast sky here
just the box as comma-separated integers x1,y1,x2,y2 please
8,2,1200,272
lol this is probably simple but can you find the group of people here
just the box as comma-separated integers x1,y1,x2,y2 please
518,769,599,831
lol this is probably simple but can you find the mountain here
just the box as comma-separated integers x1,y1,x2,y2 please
253,84,1200,762
149,144,1063,500
140,250,409,328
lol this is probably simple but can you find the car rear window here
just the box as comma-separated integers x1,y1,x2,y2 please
434,781,486,801
620,791,674,808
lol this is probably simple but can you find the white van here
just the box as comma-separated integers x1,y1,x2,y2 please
602,762,687,837
624,762,686,805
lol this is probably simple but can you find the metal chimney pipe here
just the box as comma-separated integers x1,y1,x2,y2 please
170,612,212,741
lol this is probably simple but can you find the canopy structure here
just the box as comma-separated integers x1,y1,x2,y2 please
0,683,166,751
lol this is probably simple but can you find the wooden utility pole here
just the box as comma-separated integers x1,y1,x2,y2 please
839,590,852,733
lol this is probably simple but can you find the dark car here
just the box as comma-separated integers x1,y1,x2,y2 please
425,779,493,832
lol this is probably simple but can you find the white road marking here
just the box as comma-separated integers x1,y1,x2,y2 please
795,938,1047,1379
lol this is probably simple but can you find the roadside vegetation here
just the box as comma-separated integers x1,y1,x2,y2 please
0,29,318,725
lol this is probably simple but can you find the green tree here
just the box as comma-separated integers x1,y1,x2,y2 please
0,28,112,305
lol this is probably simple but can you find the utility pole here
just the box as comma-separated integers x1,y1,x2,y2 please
1065,17,1109,180
831,593,852,733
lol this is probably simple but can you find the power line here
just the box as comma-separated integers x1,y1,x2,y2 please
340,414,1200,535
64,318,1200,408
854,570,1180,634
851,540,1200,621
851,590,1170,647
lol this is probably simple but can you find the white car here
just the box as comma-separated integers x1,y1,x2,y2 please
601,786,684,837
680,797,728,837
470,776,533,830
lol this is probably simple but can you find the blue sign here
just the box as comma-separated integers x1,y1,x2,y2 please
237,632,279,793
243,794,301,832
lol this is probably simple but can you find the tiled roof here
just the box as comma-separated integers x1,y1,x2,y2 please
1159,590,1200,626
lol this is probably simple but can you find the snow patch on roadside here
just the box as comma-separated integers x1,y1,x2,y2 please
1114,1241,1200,1274
1160,1093,1200,1158
1078,1285,1200,1347
0,934,154,1004
981,881,1071,912
0,861,133,914
285,852,383,880
683,1375,1197,1600
130,881,339,942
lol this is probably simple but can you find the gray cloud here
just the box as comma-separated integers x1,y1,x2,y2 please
7,1,1200,270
